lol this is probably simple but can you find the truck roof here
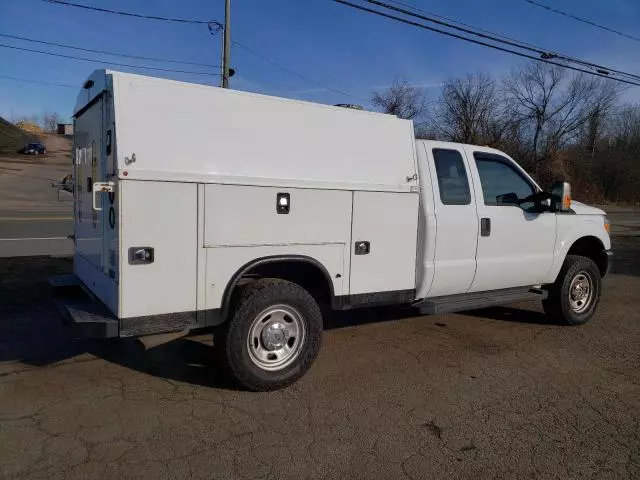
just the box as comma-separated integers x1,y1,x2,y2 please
76,70,418,192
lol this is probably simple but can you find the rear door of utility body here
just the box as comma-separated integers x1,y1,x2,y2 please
73,89,119,312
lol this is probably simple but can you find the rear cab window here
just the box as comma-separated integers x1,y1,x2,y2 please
432,148,471,205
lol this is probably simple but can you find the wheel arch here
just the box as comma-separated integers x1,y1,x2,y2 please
220,255,336,322
546,233,610,283
566,236,609,277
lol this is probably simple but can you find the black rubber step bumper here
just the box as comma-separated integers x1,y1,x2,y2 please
50,275,119,338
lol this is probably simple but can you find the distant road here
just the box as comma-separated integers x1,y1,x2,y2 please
0,210,73,257
0,208,637,258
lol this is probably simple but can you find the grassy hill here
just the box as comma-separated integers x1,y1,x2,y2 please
0,116,40,157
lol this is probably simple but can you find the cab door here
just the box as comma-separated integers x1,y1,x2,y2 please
466,149,556,292
423,142,479,297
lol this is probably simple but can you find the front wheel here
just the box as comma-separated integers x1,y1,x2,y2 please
543,255,602,326
218,278,322,391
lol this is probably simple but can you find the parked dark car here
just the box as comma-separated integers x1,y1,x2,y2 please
20,143,46,155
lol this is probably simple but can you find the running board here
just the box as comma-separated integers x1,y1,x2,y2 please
416,287,547,315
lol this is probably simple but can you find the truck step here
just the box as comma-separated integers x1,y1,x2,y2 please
50,275,119,338
417,287,547,315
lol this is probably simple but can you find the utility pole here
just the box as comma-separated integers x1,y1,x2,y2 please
222,0,231,88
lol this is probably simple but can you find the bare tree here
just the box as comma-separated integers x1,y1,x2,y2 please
371,76,428,121
594,105,640,202
504,63,620,180
42,112,61,133
379,63,636,202
503,63,565,169
578,81,622,156
436,72,504,145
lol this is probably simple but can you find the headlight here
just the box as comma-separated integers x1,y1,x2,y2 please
604,217,610,234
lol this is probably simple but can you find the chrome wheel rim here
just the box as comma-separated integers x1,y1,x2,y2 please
569,271,593,313
247,304,306,371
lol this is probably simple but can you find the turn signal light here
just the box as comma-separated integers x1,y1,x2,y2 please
562,193,571,210
604,218,611,234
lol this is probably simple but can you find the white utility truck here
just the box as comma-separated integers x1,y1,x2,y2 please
53,70,612,391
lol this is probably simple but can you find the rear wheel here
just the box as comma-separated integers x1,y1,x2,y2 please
218,278,322,391
543,255,602,325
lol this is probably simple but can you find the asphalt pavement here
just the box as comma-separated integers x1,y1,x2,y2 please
0,211,72,257
0,149,73,258
1,233,639,479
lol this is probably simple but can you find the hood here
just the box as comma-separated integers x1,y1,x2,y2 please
571,201,605,216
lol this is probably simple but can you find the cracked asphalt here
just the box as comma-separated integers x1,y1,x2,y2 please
1,235,639,479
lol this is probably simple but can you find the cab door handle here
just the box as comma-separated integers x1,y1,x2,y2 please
480,218,491,237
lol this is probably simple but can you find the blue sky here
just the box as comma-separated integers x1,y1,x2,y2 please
1,0,639,122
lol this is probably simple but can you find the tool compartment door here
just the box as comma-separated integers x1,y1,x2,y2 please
349,191,419,299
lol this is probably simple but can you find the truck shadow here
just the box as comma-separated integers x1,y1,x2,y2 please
88,307,424,390
90,337,240,391
2,253,628,389
459,305,557,325
89,305,425,390
89,304,555,390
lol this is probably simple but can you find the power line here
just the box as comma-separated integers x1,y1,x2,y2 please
36,0,361,100
367,0,640,82
0,74,77,88
0,43,220,76
39,0,218,25
524,0,640,44
329,0,640,87
0,32,220,68
385,0,545,50
233,42,367,101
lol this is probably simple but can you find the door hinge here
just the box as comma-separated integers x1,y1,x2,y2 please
406,173,418,182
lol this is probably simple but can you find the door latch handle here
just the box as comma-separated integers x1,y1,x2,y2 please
354,241,371,255
128,247,154,265
92,181,115,211
480,218,491,237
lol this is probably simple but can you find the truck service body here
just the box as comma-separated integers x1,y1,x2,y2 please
54,70,612,390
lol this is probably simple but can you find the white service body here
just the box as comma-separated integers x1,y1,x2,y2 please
71,70,611,335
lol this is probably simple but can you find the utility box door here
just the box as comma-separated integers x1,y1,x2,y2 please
349,191,419,295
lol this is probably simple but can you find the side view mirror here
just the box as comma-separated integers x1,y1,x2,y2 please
551,181,572,212
496,192,519,205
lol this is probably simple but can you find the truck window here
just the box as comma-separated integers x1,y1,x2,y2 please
474,153,534,206
432,149,471,205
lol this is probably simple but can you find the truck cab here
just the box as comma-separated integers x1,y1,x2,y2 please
414,141,611,301
54,70,612,392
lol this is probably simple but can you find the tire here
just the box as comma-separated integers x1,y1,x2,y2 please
543,255,602,326
218,278,323,391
